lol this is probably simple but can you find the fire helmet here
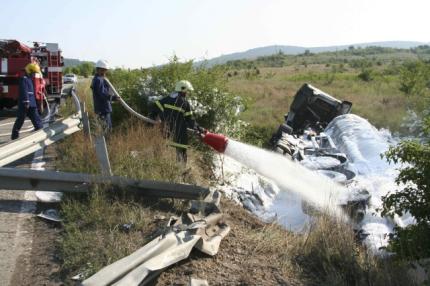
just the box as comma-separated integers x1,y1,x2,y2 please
175,80,194,93
25,63,41,74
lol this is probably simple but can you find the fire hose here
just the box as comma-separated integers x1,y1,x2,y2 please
105,79,156,125
105,79,229,153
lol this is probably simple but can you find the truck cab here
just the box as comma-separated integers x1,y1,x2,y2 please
284,83,352,134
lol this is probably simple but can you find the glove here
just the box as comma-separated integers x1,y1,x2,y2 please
24,102,30,110
195,125,207,134
111,95,121,101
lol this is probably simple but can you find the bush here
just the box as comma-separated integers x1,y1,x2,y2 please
382,117,430,259
108,56,243,136
241,124,275,148
358,68,374,82
63,62,95,77
399,61,430,96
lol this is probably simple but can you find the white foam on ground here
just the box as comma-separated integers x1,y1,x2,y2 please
326,114,415,251
216,114,415,251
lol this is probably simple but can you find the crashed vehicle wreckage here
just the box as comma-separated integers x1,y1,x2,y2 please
270,84,370,223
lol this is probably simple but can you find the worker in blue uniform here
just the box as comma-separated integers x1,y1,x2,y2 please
150,80,203,163
11,63,43,140
91,59,119,133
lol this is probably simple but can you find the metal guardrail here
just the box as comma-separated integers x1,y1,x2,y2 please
0,85,82,167
0,115,81,167
0,82,210,200
0,167,209,199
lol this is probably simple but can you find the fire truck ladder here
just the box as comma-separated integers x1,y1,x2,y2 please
48,54,61,95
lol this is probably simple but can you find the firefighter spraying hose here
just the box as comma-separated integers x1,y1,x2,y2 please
105,79,349,221
104,79,230,154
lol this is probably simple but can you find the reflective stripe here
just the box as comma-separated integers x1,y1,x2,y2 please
164,104,185,113
1,58,7,73
48,67,62,72
155,101,164,111
184,111,193,117
169,142,189,149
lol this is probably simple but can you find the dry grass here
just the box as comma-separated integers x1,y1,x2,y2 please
55,80,210,280
56,122,209,281
246,213,413,286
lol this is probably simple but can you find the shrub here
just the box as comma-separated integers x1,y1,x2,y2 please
358,68,374,82
382,116,430,259
108,56,243,136
399,61,430,96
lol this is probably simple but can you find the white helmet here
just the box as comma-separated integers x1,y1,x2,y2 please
175,80,194,92
96,59,110,70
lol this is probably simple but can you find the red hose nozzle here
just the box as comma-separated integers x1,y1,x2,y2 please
202,132,229,153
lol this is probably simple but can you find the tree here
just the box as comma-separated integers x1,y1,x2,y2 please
71,66,80,75
63,66,73,74
79,62,95,78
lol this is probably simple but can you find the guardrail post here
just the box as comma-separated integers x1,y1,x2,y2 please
95,135,112,176
80,102,91,142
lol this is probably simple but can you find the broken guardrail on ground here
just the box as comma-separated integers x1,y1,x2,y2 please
82,212,229,286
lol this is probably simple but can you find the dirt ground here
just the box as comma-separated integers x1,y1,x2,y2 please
7,197,299,286
151,199,299,286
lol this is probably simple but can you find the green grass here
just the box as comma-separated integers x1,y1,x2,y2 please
228,64,427,145
224,47,430,145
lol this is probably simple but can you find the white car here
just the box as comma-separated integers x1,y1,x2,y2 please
63,74,78,84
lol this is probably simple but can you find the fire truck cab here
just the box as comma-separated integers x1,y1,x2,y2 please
0,40,63,113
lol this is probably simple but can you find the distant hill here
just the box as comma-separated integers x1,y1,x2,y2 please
200,41,428,66
63,58,95,67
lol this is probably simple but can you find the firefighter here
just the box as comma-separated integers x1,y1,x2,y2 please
91,60,118,133
150,80,202,163
11,63,43,140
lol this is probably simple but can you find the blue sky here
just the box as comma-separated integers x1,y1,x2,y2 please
1,0,429,68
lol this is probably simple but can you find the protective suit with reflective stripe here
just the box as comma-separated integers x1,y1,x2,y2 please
11,75,43,140
150,92,197,162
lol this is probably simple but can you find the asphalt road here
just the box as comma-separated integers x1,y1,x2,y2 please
0,83,74,285
0,117,35,144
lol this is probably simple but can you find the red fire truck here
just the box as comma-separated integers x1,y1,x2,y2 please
0,40,63,113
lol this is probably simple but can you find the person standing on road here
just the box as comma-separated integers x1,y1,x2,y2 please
11,63,43,140
150,80,203,164
91,60,119,133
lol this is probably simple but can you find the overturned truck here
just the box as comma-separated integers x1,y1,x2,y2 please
271,84,353,178
271,84,370,222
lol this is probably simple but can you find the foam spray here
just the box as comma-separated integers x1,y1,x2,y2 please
224,139,348,221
